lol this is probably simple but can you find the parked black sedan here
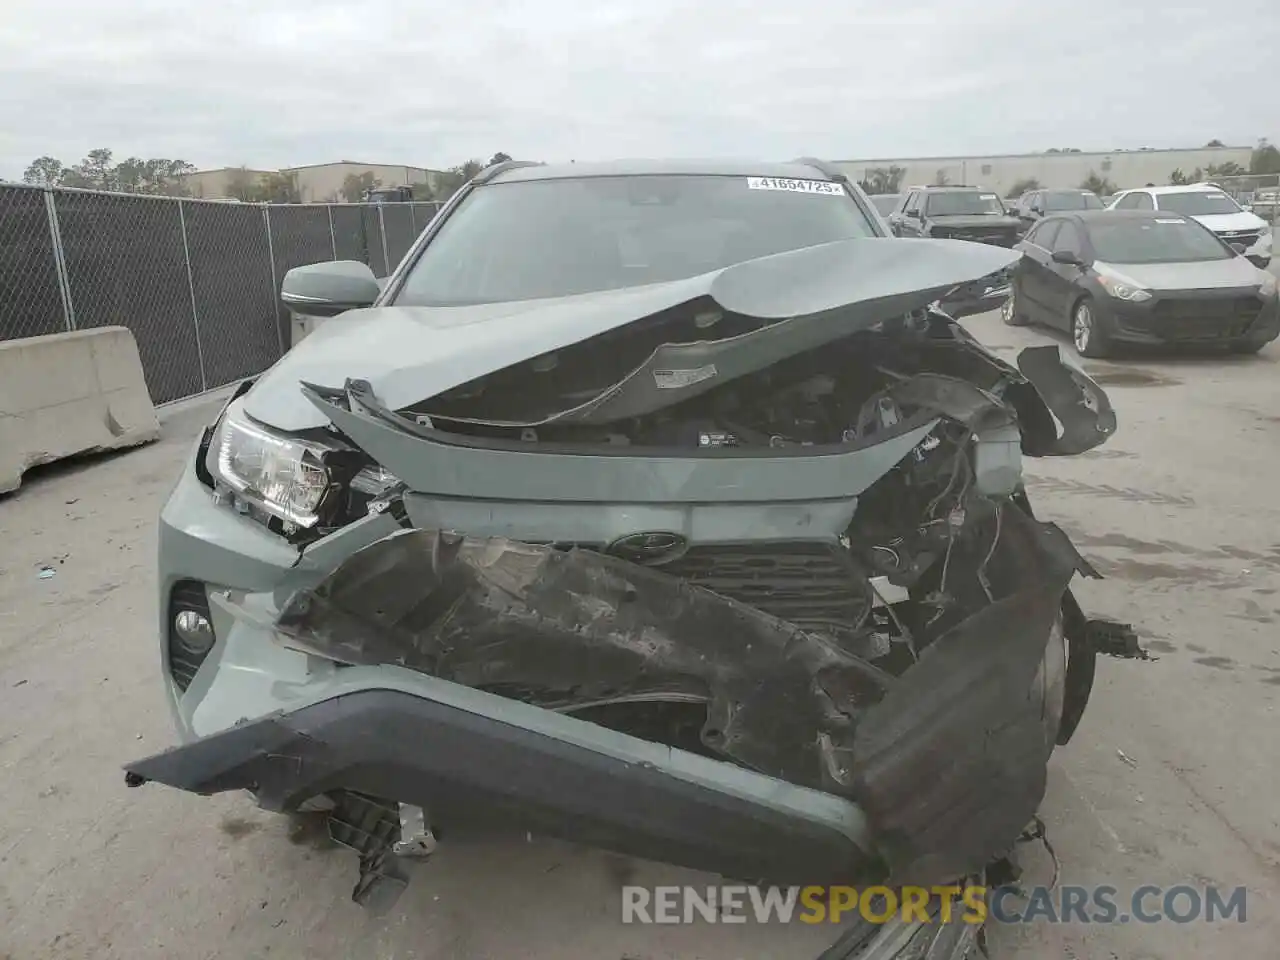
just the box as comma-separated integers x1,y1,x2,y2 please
1002,210,1279,357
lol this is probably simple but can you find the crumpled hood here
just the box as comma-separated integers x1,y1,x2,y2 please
245,237,1019,431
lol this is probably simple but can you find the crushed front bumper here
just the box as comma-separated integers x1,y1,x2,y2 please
127,685,879,886
137,457,1104,886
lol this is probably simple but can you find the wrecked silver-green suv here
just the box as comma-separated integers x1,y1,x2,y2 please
128,159,1140,952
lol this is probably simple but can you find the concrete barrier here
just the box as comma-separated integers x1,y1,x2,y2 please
0,327,160,494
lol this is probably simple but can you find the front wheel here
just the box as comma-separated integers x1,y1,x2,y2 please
1072,297,1111,358
1001,287,1027,326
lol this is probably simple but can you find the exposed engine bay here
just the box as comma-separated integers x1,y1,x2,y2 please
256,304,1143,886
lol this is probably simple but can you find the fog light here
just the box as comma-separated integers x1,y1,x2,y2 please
173,610,214,654
168,580,216,692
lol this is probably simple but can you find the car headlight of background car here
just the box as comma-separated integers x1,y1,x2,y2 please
1258,272,1278,298
1096,274,1152,302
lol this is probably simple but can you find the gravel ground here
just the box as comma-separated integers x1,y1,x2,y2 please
2,307,1279,960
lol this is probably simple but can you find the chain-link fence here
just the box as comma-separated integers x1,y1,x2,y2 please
0,182,443,403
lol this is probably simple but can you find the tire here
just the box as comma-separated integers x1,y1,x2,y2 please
1001,286,1027,326
1071,296,1110,358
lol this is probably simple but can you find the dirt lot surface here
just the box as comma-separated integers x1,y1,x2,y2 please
2,309,1279,960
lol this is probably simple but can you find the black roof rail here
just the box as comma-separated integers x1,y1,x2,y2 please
473,160,545,184
791,157,848,183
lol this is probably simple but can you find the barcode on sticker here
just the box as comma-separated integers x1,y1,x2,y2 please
747,177,844,196
654,365,718,389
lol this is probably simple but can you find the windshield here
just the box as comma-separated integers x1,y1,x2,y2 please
1044,191,1104,212
1156,191,1241,216
394,175,877,305
924,191,1005,216
1089,218,1232,264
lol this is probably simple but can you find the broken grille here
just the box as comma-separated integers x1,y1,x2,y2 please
651,541,872,639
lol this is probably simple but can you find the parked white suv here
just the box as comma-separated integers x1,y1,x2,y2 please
1108,185,1272,267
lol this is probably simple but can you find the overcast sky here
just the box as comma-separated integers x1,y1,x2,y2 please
2,0,1275,177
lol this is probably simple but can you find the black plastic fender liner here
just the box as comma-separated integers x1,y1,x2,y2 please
849,502,1085,887
1015,345,1118,456
124,689,880,887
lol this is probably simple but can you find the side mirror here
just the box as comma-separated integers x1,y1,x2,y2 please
281,260,381,318
906,208,921,218
1051,250,1083,266
1228,241,1248,255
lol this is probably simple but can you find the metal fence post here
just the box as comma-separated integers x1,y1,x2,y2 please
177,200,209,392
262,204,284,356
43,189,76,331
327,205,338,260
377,205,391,276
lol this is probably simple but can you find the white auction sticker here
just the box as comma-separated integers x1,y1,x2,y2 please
1154,218,1185,224
980,193,999,200
747,177,845,196
653,365,718,389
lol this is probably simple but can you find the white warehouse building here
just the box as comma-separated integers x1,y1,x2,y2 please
833,145,1254,196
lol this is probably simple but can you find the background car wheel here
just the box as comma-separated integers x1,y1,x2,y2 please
1001,288,1027,326
1071,297,1110,358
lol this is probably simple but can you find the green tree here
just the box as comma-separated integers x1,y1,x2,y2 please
1080,170,1117,195
69,148,118,190
223,167,261,201
250,171,301,203
487,152,513,166
857,165,906,194
341,171,380,202
1006,177,1041,198
22,156,66,186
1205,139,1225,147
431,159,486,202
21,150,193,194
1205,161,1246,179
113,157,195,195
1169,168,1191,185
1250,139,1280,175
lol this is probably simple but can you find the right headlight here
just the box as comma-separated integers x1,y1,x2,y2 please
1096,274,1152,302
207,402,333,528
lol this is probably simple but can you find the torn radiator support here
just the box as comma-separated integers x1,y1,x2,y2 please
275,529,894,794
